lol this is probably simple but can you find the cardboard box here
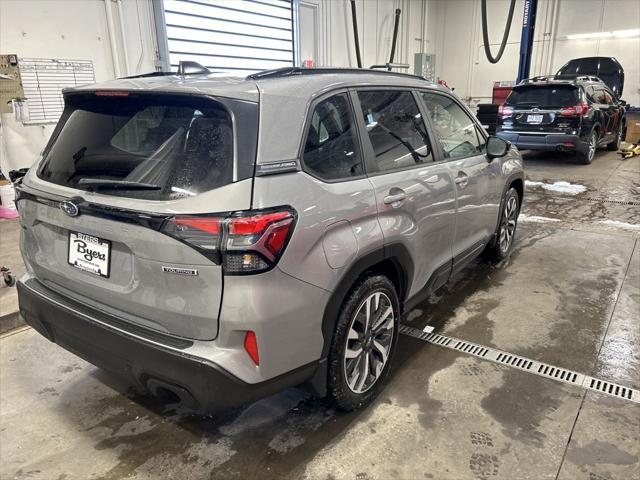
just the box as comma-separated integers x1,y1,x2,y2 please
625,111,640,143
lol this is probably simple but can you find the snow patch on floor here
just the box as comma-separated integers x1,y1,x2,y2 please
598,220,640,231
519,214,562,223
525,180,588,195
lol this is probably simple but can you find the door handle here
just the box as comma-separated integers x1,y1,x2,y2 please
454,172,469,188
383,188,407,206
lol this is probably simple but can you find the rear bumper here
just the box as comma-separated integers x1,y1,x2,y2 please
497,131,587,152
17,279,318,412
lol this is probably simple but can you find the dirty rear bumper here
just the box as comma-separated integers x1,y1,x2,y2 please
17,279,317,413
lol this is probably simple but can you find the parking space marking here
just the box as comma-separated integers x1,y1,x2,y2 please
399,324,639,404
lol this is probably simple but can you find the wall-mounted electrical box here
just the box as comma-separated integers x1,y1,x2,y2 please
414,53,435,82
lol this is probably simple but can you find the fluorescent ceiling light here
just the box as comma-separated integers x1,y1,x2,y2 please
566,29,640,40
613,29,640,38
566,32,613,40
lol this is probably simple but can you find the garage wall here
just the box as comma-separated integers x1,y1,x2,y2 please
431,0,640,107
0,0,158,175
298,0,437,75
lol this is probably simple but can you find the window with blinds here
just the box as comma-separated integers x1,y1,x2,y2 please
162,0,294,76
19,58,95,124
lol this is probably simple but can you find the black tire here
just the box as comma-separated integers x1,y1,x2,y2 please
3,274,15,287
577,130,597,164
327,274,399,411
484,187,520,262
606,124,623,151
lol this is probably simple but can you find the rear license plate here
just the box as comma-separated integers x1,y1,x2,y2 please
527,114,544,123
68,231,111,277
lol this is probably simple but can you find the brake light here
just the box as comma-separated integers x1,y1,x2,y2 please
94,90,130,97
228,211,290,236
244,331,260,365
499,104,513,116
162,208,295,274
560,102,589,117
173,217,221,234
163,216,223,251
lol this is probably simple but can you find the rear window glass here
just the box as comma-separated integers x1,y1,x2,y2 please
507,86,578,108
38,94,254,200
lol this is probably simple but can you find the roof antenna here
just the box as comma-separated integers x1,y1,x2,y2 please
350,0,363,68
177,61,211,76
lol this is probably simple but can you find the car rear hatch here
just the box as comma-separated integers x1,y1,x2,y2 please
18,90,258,340
555,56,624,98
500,84,584,134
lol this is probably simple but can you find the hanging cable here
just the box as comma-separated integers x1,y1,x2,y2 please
350,0,363,68
481,0,517,64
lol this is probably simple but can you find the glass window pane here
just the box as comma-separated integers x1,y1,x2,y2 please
420,92,483,160
38,94,240,200
357,90,433,172
302,94,362,181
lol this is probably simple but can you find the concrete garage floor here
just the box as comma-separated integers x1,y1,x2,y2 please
1,150,639,480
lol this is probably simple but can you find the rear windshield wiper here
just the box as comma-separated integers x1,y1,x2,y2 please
77,179,161,191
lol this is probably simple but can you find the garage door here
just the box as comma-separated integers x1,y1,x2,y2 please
161,0,294,75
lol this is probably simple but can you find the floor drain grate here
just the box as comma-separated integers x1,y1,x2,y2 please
399,324,639,404
583,197,640,206
586,377,635,401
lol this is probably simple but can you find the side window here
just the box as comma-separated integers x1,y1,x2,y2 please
357,90,433,173
420,92,483,160
303,93,363,181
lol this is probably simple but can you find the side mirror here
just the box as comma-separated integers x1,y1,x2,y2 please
486,136,510,160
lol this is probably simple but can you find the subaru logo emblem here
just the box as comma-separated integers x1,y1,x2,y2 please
60,201,79,217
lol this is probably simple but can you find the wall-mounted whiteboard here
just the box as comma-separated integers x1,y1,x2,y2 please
19,58,95,124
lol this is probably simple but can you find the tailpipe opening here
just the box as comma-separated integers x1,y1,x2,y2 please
145,377,199,410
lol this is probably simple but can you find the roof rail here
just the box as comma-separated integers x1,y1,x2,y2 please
246,66,426,81
520,75,553,84
553,73,604,84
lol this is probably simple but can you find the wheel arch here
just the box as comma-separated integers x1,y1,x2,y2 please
306,244,413,397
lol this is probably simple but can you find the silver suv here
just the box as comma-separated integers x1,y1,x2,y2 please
16,67,524,412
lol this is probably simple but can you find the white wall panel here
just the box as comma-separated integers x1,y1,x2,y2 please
162,0,294,73
425,0,640,107
0,0,157,174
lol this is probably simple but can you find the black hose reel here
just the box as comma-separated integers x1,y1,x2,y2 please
481,0,517,64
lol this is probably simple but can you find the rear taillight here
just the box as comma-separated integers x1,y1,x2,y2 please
163,217,223,251
560,102,589,117
498,104,513,116
162,208,296,274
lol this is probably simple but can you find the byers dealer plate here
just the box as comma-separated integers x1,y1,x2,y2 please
68,231,111,278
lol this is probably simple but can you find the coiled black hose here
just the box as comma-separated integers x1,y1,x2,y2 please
481,0,517,64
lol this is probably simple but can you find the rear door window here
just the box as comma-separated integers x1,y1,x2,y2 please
302,93,363,181
356,90,433,173
38,93,256,200
507,86,578,108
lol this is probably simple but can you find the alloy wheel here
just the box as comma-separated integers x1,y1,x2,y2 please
588,132,597,162
499,195,518,254
343,291,395,394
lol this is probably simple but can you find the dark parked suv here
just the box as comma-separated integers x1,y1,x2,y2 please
496,75,626,164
